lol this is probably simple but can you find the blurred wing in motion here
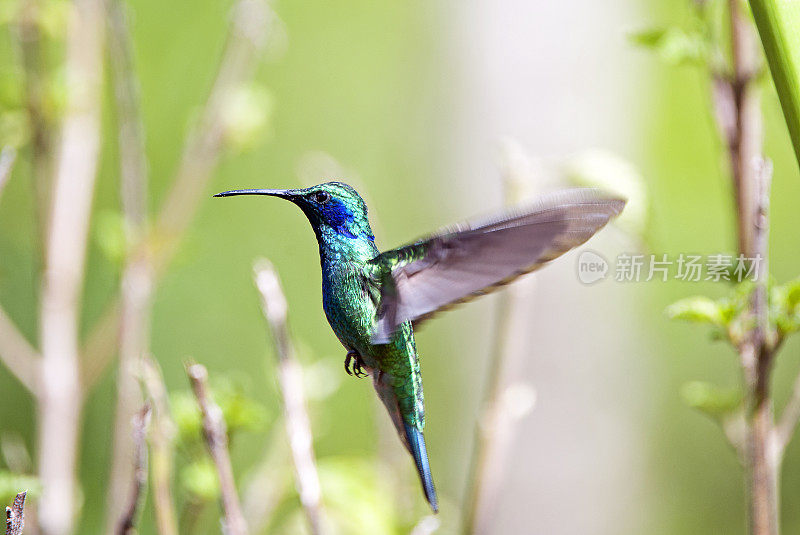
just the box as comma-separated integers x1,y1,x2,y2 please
367,189,625,343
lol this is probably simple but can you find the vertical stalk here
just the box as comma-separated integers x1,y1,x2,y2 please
17,0,52,258
462,142,537,534
741,161,777,535
727,0,762,257
141,356,179,535
748,0,800,170
710,3,777,532
36,0,105,532
186,363,249,535
104,0,153,530
254,260,327,535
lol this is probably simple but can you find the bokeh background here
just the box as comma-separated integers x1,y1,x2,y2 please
2,0,800,533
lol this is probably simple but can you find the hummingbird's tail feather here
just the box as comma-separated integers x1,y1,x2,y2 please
404,422,439,513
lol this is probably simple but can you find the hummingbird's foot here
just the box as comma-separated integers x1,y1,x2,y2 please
344,350,368,378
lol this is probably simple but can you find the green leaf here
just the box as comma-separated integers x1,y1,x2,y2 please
666,296,725,325
170,391,203,447
38,0,70,39
0,0,20,26
629,28,667,48
93,210,127,265
681,381,741,418
317,458,399,535
770,277,800,336
180,460,219,500
749,0,800,171
0,111,30,149
217,386,270,434
783,278,800,308
629,26,708,65
221,84,274,152
170,379,270,448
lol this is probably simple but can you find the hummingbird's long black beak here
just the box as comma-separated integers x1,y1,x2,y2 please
213,188,297,199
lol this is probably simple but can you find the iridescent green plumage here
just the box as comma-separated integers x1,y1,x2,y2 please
215,181,625,513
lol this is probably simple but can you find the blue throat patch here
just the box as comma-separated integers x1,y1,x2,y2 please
324,201,362,239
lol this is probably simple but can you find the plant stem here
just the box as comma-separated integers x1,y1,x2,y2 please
709,3,777,532
79,0,273,392
5,491,27,535
141,356,179,535
16,0,52,259
727,0,762,257
186,362,249,535
115,404,151,535
748,0,800,171
37,0,105,531
742,160,777,535
254,260,327,535
462,141,537,534
104,0,154,529
776,368,800,452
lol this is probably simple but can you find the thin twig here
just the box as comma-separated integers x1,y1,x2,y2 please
708,3,776,533
0,148,16,199
115,404,152,535
36,0,105,532
80,0,273,391
140,356,179,535
0,148,41,394
410,515,440,535
0,306,41,394
15,0,52,255
5,491,26,535
722,411,748,459
241,432,291,533
462,140,538,535
776,367,800,454
727,0,763,258
254,260,326,535
103,0,155,529
186,362,249,535
741,158,776,535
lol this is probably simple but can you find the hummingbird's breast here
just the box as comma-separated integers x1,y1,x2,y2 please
320,260,379,363
318,245,425,431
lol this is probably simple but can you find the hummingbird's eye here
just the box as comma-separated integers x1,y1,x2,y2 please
313,191,331,204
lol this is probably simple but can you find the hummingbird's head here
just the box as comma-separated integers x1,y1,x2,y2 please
215,181,375,242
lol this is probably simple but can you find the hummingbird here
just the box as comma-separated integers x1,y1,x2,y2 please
215,182,624,513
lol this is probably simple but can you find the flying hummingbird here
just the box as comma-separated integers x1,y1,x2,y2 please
215,182,624,513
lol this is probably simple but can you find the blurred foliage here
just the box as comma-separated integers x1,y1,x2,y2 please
630,26,710,66
171,378,271,447
681,380,742,419
220,83,275,152
170,377,269,516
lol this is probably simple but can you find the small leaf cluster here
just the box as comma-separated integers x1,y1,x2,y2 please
0,0,70,149
170,377,270,505
668,277,800,349
629,27,709,66
629,0,752,76
667,277,800,421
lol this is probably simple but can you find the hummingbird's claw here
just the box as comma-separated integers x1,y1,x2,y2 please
345,350,357,376
344,350,368,378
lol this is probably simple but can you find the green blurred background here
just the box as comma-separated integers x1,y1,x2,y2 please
2,0,800,533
